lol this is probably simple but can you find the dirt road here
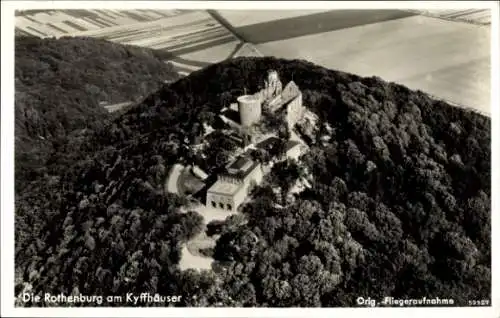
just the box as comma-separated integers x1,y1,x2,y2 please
165,164,184,194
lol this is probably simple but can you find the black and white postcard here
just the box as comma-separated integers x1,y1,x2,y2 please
1,1,498,318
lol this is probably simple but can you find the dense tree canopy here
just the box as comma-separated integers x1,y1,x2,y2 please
15,53,490,307
15,36,179,188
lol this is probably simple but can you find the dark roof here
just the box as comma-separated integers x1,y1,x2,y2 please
221,108,241,124
256,136,280,150
223,156,259,180
285,140,301,151
241,161,259,178
228,156,250,170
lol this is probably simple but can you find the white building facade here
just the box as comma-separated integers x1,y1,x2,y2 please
206,157,263,211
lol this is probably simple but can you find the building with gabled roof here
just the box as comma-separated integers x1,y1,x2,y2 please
260,74,305,130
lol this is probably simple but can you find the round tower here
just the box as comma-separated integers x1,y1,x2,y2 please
237,94,262,127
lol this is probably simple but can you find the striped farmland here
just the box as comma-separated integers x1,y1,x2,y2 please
407,9,491,25
15,9,185,38
15,10,240,78
15,9,492,115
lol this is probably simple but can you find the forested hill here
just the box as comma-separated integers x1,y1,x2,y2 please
15,57,491,307
15,36,180,187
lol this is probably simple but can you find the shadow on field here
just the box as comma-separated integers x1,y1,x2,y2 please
233,10,417,44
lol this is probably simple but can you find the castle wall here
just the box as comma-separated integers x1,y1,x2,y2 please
206,192,238,211
285,93,305,129
232,187,248,209
206,163,264,212
243,163,264,187
209,70,306,212
238,95,262,126
263,70,283,101
219,175,243,184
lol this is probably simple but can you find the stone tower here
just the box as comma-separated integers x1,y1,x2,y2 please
263,70,283,102
238,94,262,126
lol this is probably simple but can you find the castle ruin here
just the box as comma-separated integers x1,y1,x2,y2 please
206,69,307,212
236,69,305,130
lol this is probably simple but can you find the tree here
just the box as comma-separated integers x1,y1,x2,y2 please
213,229,259,262
16,55,490,307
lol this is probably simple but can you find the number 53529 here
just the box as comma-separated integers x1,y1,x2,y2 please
468,299,490,306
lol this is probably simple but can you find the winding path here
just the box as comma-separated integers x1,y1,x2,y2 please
165,164,184,195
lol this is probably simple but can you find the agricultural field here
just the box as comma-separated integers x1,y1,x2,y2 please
215,8,491,29
220,9,417,43
15,10,240,76
408,9,491,25
15,9,492,114
252,13,491,114
15,9,184,37
215,9,331,28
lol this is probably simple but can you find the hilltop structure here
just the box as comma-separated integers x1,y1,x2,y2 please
205,69,308,212
237,94,262,127
258,70,305,130
206,156,263,211
232,69,305,131
261,70,283,105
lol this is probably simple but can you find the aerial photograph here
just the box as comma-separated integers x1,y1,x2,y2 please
7,2,494,314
